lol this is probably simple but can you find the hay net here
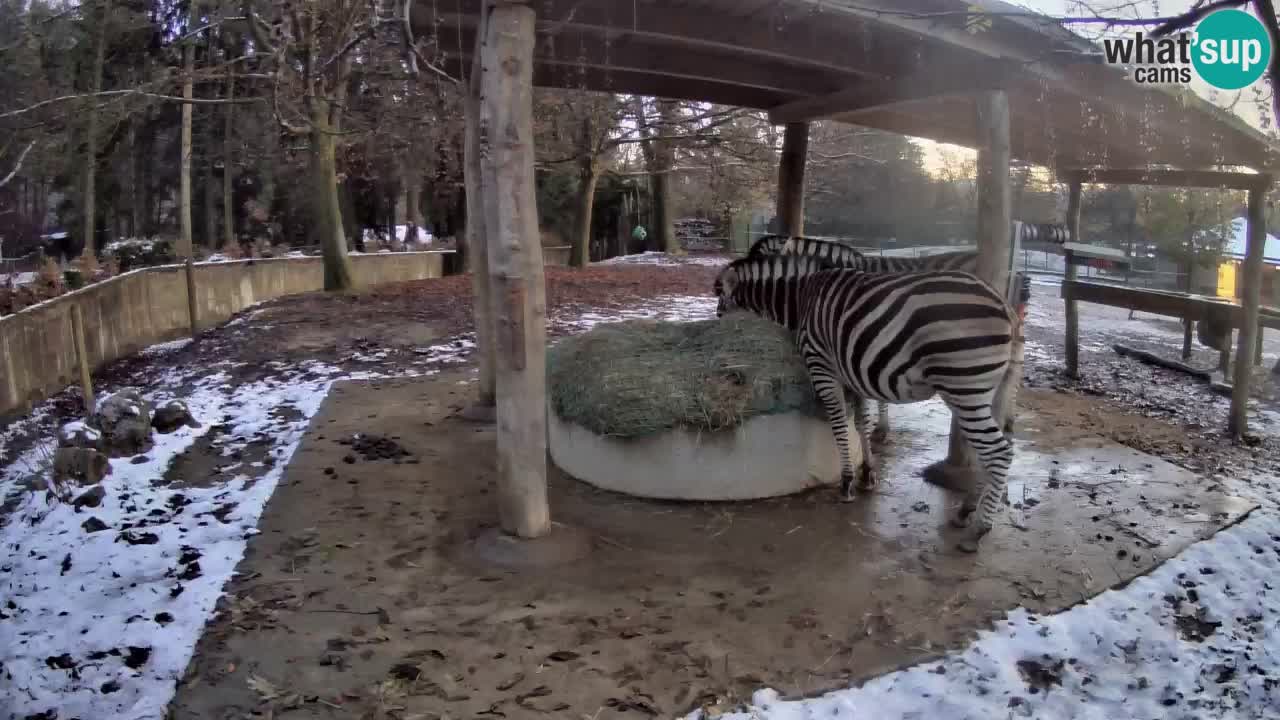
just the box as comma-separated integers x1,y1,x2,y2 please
547,312,820,438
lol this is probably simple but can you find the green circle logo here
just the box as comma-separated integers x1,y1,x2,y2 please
1192,9,1272,90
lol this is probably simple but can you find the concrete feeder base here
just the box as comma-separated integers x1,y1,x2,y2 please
548,404,859,501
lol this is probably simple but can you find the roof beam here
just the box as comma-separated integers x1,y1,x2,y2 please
1058,168,1273,190
768,62,1020,124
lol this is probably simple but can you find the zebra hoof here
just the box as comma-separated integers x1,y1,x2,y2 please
839,474,857,502
856,464,878,491
956,527,991,554
950,504,976,529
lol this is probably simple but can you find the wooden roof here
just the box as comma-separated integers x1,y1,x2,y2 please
419,0,1280,174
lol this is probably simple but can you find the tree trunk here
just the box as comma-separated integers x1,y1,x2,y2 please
463,5,495,410
478,1,550,539
179,0,196,260
222,65,236,249
571,157,599,268
652,99,681,254
82,0,111,257
311,101,356,291
203,110,217,249
404,165,423,245
775,122,809,236
924,90,1011,493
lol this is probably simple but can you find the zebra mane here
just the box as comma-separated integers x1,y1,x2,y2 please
716,253,835,297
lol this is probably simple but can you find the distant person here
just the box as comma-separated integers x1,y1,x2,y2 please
632,224,647,249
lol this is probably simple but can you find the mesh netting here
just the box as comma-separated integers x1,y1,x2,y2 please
547,313,821,438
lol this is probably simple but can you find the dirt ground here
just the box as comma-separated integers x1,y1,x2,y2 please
165,362,1254,719
5,259,1279,719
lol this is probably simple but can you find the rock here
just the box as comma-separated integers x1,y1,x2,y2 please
53,447,111,487
152,400,197,434
73,485,106,511
82,517,109,533
95,391,153,456
58,421,102,450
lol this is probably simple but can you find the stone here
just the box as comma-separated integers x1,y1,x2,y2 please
73,485,106,511
152,400,197,434
53,447,111,487
95,390,153,456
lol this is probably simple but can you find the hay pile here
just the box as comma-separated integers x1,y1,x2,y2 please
547,312,820,438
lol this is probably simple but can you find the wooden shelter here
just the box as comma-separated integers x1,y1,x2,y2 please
417,0,1280,539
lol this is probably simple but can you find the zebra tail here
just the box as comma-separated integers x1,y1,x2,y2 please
995,312,1026,430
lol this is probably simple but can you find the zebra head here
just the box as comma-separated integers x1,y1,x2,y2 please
713,254,832,321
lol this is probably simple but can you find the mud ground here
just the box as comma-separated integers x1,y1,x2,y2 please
166,369,1253,720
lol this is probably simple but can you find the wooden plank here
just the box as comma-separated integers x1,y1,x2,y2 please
478,0,551,538
1229,183,1270,438
1060,280,1280,330
768,62,1018,124
1058,168,1273,191
775,122,808,235
1064,181,1082,378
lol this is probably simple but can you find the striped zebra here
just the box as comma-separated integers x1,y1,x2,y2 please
714,255,1021,551
746,235,1012,441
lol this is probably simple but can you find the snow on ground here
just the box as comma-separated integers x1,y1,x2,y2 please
696,508,1279,720
2,282,1279,720
361,224,435,245
1,272,37,287
0,334,480,720
598,251,730,268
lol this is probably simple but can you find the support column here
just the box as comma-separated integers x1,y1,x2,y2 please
775,122,809,236
1228,181,1270,438
1064,181,1083,378
462,2,496,419
923,91,1010,492
478,0,550,538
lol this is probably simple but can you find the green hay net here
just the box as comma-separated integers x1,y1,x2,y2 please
547,313,821,439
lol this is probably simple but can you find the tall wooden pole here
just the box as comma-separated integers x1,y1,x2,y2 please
1064,180,1083,377
71,304,94,412
776,122,809,235
1228,182,1270,438
463,2,496,417
924,91,1010,491
478,0,550,538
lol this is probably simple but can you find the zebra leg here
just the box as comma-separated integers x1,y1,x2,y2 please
870,401,890,443
803,354,864,501
942,398,1014,553
851,396,879,491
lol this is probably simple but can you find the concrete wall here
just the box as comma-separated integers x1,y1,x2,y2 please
1,252,449,417
544,246,571,266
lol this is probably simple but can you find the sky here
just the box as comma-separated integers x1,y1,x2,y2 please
916,0,1271,172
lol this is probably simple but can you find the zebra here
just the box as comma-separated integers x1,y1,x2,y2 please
746,234,1013,441
714,255,1021,551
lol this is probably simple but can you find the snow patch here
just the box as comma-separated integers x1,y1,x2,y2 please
694,509,1280,720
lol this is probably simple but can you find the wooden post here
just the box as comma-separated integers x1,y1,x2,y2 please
1228,182,1270,438
775,122,809,235
70,304,94,411
185,258,198,339
1064,180,1083,378
478,0,551,538
1256,327,1264,364
463,3,496,415
924,91,1010,491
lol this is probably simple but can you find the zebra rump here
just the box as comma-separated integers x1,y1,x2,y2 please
714,255,1019,550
